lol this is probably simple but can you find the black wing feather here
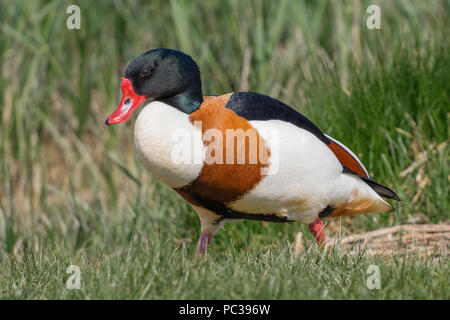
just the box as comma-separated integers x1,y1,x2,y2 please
225,92,331,144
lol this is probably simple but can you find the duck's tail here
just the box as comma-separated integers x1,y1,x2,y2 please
326,174,399,218
361,177,401,201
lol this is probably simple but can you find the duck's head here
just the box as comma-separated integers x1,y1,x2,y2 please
105,48,202,125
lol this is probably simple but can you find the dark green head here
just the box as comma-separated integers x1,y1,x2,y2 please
105,49,203,125
125,48,203,113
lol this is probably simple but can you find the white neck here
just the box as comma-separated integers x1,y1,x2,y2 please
133,101,204,188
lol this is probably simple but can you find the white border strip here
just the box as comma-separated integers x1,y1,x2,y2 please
325,134,370,178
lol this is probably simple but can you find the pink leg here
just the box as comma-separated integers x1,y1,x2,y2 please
195,232,212,255
309,217,327,248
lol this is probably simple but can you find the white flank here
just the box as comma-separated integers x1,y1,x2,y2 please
227,120,384,224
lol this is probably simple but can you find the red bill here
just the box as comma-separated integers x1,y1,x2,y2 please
105,78,146,125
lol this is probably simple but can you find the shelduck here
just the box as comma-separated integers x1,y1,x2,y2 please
105,48,400,254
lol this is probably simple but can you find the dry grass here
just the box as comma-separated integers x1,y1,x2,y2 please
333,222,449,259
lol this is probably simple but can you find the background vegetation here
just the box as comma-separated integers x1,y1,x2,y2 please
0,0,448,299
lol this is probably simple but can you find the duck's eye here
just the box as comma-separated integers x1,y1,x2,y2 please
140,66,152,78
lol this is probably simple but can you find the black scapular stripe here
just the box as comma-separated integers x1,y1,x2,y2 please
225,92,331,145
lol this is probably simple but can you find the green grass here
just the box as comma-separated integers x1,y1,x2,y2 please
0,0,449,299
1,242,449,299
